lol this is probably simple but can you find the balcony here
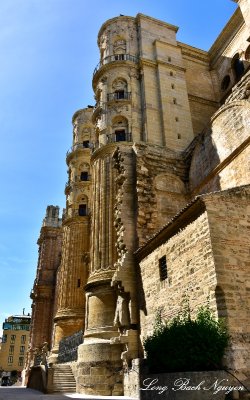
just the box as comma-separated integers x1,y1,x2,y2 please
93,54,138,76
107,91,131,102
66,141,92,159
92,101,107,121
63,208,89,222
107,132,132,143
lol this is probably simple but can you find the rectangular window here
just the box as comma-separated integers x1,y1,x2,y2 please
9,345,14,355
78,204,87,216
159,256,168,281
83,140,89,148
2,334,7,343
20,345,25,355
18,357,24,367
8,356,13,364
10,335,16,344
80,171,88,181
115,130,126,142
21,335,26,344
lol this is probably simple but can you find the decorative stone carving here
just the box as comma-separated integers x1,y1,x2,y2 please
114,290,130,331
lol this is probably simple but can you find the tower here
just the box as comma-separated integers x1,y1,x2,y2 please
50,108,94,361
28,206,62,369
76,14,193,396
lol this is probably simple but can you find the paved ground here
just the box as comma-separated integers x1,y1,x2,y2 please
0,387,137,400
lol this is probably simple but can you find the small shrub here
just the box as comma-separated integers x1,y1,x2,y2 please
144,306,229,373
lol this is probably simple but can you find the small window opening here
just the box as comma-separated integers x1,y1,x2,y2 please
159,256,167,281
221,75,231,91
115,130,126,142
77,279,81,288
232,54,244,80
170,71,173,76
173,98,177,104
115,90,125,100
79,204,87,216
83,140,90,148
80,171,89,181
168,56,171,62
171,84,175,89
175,117,179,122
177,134,181,139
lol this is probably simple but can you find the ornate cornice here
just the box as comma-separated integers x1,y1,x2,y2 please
54,308,85,322
139,57,186,72
97,15,136,46
93,60,138,90
136,13,178,33
91,142,132,163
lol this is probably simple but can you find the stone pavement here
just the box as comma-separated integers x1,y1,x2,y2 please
0,387,137,400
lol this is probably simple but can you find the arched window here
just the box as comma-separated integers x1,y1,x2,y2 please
112,116,129,142
108,78,129,101
77,195,88,216
80,171,89,181
232,53,244,81
79,204,87,216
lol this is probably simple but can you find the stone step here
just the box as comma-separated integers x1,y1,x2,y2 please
51,364,76,393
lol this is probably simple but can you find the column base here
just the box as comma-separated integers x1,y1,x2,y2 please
76,340,123,396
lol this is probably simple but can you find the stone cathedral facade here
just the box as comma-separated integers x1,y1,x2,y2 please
26,0,250,396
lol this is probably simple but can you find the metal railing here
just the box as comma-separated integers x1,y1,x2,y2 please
58,330,83,363
107,132,132,143
93,54,138,76
66,142,93,157
107,91,131,101
65,175,91,190
63,209,89,220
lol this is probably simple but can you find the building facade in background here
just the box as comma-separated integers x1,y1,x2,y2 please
26,0,250,396
0,314,31,375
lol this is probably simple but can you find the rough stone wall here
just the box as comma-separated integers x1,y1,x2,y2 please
138,211,216,341
205,187,250,378
138,186,250,381
134,143,189,246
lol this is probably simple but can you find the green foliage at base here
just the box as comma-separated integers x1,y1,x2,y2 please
144,307,229,373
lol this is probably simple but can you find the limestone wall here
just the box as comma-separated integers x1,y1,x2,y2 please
179,44,219,135
137,186,250,380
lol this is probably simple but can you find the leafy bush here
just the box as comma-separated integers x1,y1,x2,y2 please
144,307,229,373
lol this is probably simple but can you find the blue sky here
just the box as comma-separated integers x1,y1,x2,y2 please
0,0,237,332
